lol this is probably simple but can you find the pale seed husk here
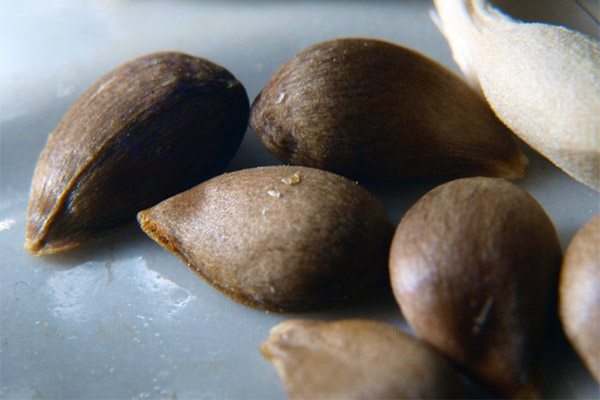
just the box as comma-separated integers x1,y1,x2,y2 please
433,0,600,190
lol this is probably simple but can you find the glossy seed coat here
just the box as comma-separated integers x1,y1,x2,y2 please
250,38,527,182
137,166,393,312
25,52,249,255
389,177,562,398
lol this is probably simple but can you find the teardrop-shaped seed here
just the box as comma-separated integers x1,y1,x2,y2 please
25,52,249,255
260,319,471,399
559,214,600,382
137,166,393,312
250,38,526,182
389,177,562,398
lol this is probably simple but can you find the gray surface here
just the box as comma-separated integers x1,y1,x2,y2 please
1,1,599,399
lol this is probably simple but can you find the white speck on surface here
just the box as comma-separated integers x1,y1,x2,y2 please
267,190,281,198
275,91,286,104
0,218,16,232
281,172,301,185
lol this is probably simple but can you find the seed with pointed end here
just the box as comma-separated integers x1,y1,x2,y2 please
25,52,249,255
137,166,393,312
260,319,470,399
389,177,562,398
559,214,600,382
250,38,527,182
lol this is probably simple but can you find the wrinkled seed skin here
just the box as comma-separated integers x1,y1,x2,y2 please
250,38,527,182
260,319,470,399
389,177,562,398
25,52,249,255
559,214,600,382
137,166,394,312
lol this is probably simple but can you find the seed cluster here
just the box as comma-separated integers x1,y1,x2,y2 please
24,11,598,397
